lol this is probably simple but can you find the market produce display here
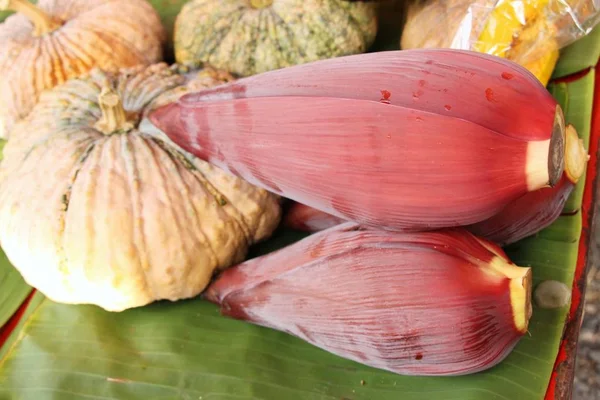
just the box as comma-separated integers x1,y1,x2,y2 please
0,0,599,399
0,0,166,139
173,0,379,76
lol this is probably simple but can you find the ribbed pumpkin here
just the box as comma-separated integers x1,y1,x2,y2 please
0,63,282,312
0,0,166,139
173,0,379,77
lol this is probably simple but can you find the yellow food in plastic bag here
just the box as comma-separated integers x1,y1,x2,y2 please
401,0,600,85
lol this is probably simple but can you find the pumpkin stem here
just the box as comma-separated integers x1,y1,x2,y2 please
249,0,273,9
0,0,62,36
95,87,135,135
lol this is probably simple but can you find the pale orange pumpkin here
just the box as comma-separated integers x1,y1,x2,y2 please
0,0,166,139
0,63,282,311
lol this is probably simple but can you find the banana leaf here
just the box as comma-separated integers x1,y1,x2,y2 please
0,251,30,330
0,139,33,331
552,25,600,80
0,66,597,400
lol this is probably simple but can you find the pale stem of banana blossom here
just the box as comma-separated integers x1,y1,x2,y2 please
564,124,589,184
475,239,532,334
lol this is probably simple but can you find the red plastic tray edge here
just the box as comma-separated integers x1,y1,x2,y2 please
545,64,600,400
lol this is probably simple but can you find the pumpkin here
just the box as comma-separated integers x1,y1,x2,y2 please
0,63,282,312
173,0,379,77
0,0,166,139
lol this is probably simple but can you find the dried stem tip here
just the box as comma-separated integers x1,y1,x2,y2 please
548,105,567,187
94,87,134,135
489,255,532,333
528,104,566,190
0,0,62,36
249,0,273,9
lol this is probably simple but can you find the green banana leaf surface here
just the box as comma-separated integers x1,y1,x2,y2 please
0,250,30,329
0,139,33,329
553,25,600,79
0,67,596,400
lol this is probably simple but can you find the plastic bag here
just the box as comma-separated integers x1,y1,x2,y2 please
401,0,600,85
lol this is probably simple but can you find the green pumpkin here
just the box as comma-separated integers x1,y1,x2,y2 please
174,0,379,77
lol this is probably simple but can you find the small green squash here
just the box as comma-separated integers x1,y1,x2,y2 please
174,0,379,77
